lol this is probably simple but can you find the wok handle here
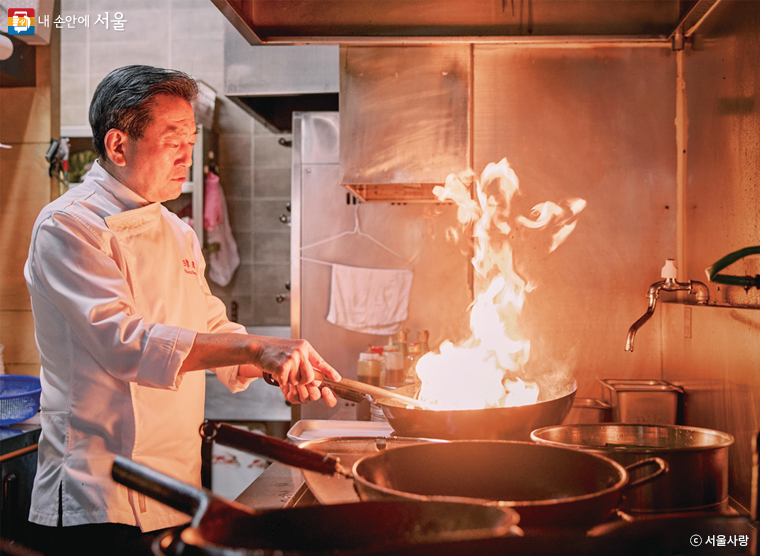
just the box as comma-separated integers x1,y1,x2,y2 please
262,370,430,409
112,456,207,518
622,457,669,492
201,421,349,477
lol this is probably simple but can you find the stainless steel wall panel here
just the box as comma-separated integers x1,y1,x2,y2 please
661,302,760,511
339,45,471,189
662,0,760,510
472,45,678,398
682,0,760,294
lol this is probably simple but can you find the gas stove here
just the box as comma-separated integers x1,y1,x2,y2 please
232,422,757,556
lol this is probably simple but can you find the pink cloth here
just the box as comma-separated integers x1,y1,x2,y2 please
204,171,224,232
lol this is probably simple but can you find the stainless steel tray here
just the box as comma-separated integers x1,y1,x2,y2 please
287,419,394,444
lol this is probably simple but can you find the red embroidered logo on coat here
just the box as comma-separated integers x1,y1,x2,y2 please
182,258,197,275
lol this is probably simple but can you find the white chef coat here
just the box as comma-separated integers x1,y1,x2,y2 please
24,160,252,532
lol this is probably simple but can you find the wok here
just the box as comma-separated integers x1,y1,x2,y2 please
379,382,578,440
202,422,667,528
263,371,577,440
297,436,445,505
111,457,520,556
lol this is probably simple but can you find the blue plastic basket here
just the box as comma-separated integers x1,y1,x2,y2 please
0,375,42,426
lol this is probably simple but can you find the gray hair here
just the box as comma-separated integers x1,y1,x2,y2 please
89,65,198,161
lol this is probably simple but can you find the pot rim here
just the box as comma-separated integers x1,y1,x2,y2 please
530,423,735,453
350,439,631,510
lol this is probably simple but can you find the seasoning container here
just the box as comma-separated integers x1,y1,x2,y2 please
393,330,409,366
383,345,405,387
600,379,684,425
417,330,430,355
356,352,383,421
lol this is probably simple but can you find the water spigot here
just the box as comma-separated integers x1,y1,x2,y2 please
625,259,709,352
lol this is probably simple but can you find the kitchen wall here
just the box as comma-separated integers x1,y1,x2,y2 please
58,0,292,326
472,45,677,400
661,0,760,512
0,4,60,377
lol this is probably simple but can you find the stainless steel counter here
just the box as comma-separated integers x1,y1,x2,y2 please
235,461,318,511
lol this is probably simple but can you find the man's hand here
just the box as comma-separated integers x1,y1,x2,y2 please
241,337,340,408
182,333,341,408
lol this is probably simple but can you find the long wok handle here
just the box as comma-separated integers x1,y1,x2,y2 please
622,457,669,491
112,456,208,518
262,370,430,409
201,421,350,477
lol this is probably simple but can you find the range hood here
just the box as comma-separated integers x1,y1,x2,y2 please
211,0,720,45
222,20,339,132
214,0,722,201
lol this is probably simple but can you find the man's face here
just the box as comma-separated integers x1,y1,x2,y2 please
119,95,197,203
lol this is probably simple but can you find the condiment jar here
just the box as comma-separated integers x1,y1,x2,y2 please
383,346,405,387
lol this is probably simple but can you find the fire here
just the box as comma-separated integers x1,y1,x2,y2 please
415,158,585,411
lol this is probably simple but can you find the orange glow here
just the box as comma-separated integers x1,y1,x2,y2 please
417,158,585,410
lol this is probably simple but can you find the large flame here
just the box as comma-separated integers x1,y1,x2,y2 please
415,158,585,411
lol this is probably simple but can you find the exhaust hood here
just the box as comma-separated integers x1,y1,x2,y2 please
214,0,722,201
211,0,720,45
222,20,339,132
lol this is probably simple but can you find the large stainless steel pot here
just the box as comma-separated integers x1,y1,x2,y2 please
203,422,667,528
378,382,578,440
531,423,734,513
111,457,519,556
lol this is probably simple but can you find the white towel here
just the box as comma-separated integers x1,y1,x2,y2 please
326,264,413,335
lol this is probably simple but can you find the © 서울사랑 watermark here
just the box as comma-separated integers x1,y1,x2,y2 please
689,534,749,549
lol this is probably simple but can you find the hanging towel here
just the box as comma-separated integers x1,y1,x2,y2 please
206,173,240,287
326,264,413,335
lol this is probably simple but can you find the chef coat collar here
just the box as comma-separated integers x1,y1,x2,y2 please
86,159,153,211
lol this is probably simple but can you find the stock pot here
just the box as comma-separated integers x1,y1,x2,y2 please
531,423,734,513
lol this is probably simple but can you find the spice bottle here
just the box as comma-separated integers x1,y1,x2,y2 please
393,329,408,363
357,352,383,387
418,330,430,355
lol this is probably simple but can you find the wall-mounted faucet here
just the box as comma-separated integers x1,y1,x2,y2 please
625,259,709,352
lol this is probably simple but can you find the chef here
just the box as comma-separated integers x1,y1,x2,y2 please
23,65,340,556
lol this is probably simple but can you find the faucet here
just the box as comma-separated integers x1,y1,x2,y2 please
625,259,709,352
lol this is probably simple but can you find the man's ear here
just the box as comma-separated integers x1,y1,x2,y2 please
104,129,129,167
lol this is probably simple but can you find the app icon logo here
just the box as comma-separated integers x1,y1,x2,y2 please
8,8,35,35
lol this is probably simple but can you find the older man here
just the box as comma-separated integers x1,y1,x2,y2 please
24,65,339,555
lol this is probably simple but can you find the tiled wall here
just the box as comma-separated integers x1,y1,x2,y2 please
59,0,292,326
